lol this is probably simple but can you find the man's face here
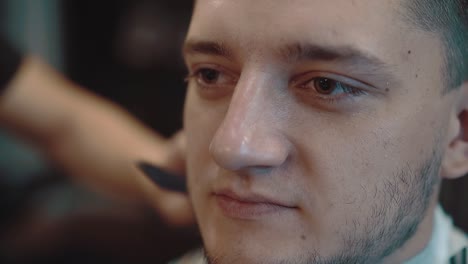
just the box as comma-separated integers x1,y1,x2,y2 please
183,0,457,263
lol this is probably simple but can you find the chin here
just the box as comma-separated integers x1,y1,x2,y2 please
204,246,284,264
200,228,315,264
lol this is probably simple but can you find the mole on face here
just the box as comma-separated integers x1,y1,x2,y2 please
301,235,307,240
408,50,411,54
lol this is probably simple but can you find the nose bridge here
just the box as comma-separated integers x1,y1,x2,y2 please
224,72,265,133
209,69,290,171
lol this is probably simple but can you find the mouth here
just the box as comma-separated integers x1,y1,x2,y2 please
213,189,297,220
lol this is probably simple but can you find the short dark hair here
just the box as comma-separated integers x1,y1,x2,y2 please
402,0,468,91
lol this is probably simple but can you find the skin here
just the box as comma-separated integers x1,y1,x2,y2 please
183,0,468,263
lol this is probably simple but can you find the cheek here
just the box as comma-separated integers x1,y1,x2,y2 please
295,100,445,218
184,93,211,172
183,89,228,194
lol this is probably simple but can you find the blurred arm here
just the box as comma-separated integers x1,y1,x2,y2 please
0,56,193,226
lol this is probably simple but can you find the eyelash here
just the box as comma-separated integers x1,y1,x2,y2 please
185,67,237,88
185,67,368,103
295,76,367,104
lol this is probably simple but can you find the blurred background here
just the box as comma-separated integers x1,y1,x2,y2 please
0,1,200,263
0,1,466,264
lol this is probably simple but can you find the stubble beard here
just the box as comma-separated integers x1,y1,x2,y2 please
202,148,442,264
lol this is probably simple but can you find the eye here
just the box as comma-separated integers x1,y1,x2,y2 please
198,68,221,84
296,75,367,102
187,67,237,88
186,66,238,99
314,78,337,95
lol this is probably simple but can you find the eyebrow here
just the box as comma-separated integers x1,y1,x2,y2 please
184,39,386,63
183,39,400,87
278,42,387,68
281,43,400,86
183,40,234,60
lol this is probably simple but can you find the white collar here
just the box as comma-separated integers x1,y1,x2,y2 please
404,206,452,264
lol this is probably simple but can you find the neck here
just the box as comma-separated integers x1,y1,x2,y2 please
381,194,439,264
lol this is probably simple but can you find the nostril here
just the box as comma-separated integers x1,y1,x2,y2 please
209,140,243,170
209,127,291,172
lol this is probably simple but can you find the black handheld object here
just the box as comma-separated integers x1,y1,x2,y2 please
0,36,22,93
137,161,187,193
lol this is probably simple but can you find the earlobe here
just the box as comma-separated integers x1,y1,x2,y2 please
441,82,468,179
441,140,468,179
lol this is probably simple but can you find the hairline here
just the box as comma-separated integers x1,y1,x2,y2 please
399,0,468,93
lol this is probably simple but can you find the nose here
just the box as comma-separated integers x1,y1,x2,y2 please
209,73,291,172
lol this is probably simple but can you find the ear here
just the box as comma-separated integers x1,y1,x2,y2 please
441,82,468,179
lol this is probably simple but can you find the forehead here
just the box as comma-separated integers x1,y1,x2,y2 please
189,0,404,53
187,0,445,90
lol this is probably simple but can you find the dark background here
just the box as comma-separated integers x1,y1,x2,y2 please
63,0,190,137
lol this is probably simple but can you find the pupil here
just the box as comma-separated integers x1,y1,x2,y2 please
203,69,219,82
316,78,335,94
319,78,331,90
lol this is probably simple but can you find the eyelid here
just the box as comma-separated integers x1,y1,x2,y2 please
290,71,373,91
190,64,238,80
186,64,239,100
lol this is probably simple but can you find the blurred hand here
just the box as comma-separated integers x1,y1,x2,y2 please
142,131,194,226
0,56,194,226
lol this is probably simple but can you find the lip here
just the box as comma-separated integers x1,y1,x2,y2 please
213,189,296,220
